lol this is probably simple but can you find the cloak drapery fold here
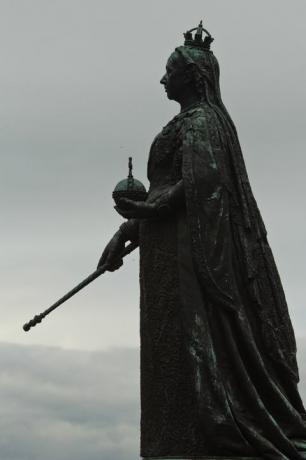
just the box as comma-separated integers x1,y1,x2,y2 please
181,106,299,382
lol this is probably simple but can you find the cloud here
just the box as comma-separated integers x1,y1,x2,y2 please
0,343,139,460
1,341,306,460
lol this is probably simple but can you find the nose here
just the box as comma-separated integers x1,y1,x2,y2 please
160,73,167,85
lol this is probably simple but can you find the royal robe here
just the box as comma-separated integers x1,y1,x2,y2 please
138,103,306,459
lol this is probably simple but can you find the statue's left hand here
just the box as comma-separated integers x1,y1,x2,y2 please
115,198,159,219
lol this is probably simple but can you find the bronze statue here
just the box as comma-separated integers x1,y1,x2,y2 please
98,22,306,459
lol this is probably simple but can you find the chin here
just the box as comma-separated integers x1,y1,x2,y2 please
165,90,180,103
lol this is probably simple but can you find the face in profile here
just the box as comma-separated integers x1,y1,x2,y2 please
160,51,190,101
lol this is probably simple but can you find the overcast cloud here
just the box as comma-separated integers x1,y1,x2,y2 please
0,1,306,459
1,340,306,460
0,0,305,350
0,343,139,460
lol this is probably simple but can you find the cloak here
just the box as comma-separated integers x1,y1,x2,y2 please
180,104,306,458
139,103,306,459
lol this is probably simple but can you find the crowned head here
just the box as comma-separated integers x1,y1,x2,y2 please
160,21,221,107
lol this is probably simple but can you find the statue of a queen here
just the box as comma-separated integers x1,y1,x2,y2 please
98,22,306,460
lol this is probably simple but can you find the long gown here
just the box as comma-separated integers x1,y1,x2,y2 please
138,103,306,459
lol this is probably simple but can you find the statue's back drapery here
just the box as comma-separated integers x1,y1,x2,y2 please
137,25,306,460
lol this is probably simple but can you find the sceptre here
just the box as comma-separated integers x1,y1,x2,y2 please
23,157,147,332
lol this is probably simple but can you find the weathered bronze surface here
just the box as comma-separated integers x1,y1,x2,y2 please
98,22,306,460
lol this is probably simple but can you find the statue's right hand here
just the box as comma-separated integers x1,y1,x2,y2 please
97,232,125,272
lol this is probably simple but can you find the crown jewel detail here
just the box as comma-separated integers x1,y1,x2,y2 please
184,21,214,50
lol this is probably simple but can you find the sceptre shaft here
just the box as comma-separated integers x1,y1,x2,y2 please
23,241,138,332
23,157,147,333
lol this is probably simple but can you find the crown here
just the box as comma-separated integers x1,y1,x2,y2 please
183,21,214,50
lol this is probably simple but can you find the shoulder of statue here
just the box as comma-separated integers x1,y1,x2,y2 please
151,105,210,146
180,104,211,138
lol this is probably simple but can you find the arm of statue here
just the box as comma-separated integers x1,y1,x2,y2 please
97,219,139,271
114,179,185,219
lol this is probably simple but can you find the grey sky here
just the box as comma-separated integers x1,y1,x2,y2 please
1,0,305,351
1,1,306,459
0,343,139,460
